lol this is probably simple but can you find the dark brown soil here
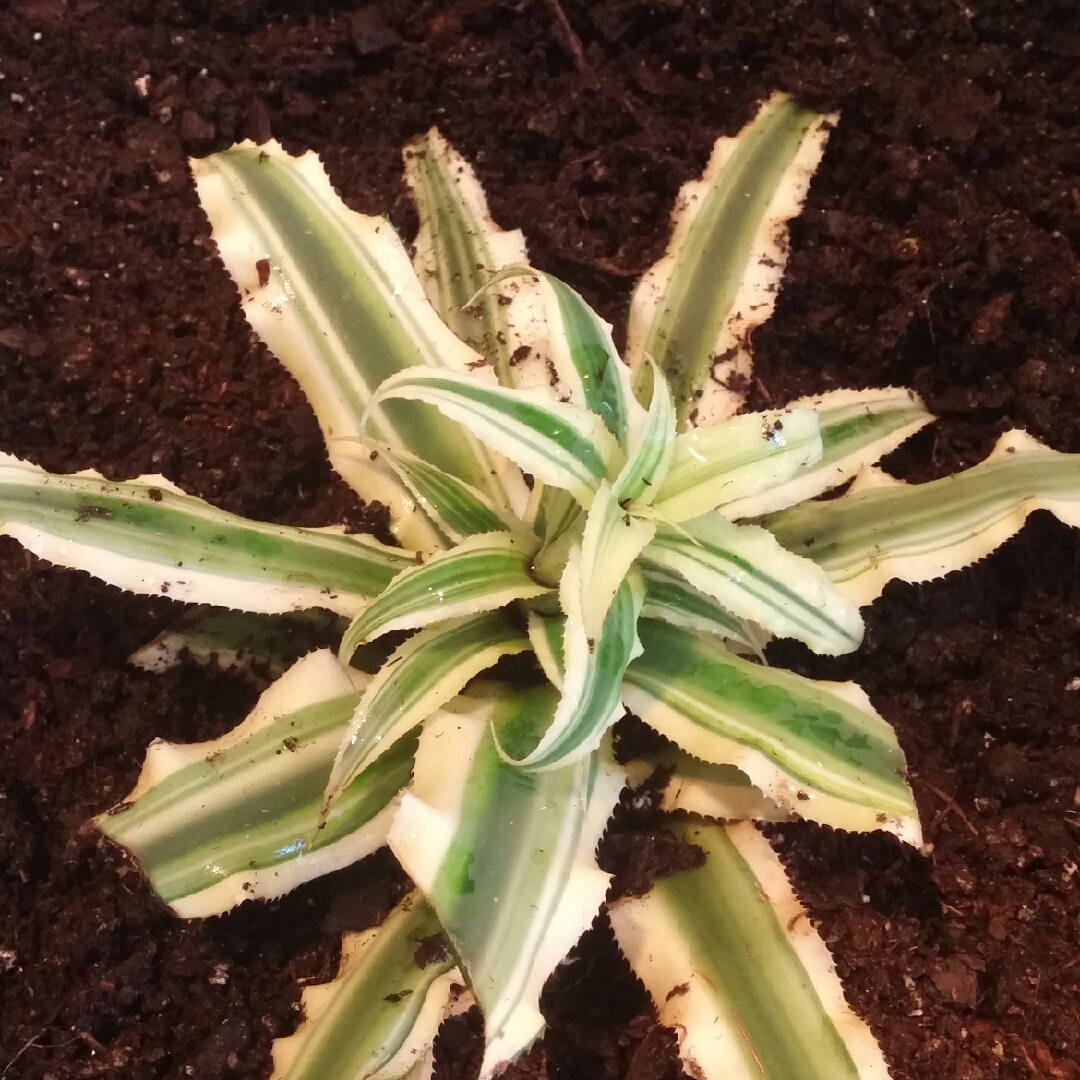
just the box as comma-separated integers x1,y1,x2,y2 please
1,2,1079,1078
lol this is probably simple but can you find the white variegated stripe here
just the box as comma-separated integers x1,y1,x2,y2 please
271,893,462,1080
626,95,836,427
723,387,933,519
0,456,413,615
368,368,621,507
97,652,416,917
661,759,789,822
653,408,822,523
527,611,566,689
609,822,892,1080
767,430,1080,605
339,532,545,659
625,746,788,822
324,613,530,813
388,696,623,1078
455,264,571,406
643,513,864,656
623,620,921,843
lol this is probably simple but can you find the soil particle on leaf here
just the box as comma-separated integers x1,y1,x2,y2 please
2,2,1079,1079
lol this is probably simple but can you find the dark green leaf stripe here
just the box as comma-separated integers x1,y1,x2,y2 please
527,580,639,767
624,619,913,814
641,569,748,644
0,463,412,607
429,695,605,1035
274,895,455,1080
380,444,508,538
406,133,516,383
546,275,628,440
613,362,675,505
100,693,415,905
339,534,545,654
643,97,821,425
818,399,925,461
649,822,866,1080
211,147,492,489
502,577,642,770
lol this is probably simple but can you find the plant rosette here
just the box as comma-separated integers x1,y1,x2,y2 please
4,96,1080,1080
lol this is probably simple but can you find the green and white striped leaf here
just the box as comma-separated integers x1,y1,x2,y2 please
0,455,412,615
497,551,643,772
643,513,863,656
129,608,344,681
372,441,511,542
192,139,520,548
388,692,624,1077
766,429,1080,606
404,127,528,385
325,613,529,813
640,567,755,650
271,892,464,1080
528,485,585,585
477,265,644,443
368,368,620,507
339,532,544,661
623,620,920,843
723,387,934,520
609,821,892,1080
98,651,413,917
652,408,821,523
615,359,676,506
626,95,836,427
580,483,656,642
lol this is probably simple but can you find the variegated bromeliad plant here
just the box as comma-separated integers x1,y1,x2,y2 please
4,95,1080,1080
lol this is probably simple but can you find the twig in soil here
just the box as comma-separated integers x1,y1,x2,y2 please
2,1030,46,1077
543,0,591,77
916,778,980,837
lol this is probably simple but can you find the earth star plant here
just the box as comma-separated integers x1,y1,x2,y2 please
4,96,1080,1080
